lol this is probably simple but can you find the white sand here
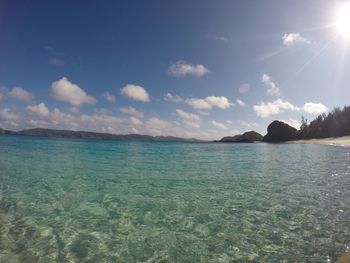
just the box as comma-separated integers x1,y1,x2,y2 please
291,136,350,147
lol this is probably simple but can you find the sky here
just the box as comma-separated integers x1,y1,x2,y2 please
0,0,350,140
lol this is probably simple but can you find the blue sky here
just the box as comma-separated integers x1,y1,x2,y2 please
0,0,349,139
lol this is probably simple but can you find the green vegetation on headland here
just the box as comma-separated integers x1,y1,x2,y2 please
263,106,350,142
217,105,350,143
298,106,350,139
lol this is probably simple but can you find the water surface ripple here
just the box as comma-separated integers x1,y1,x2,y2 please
0,135,350,262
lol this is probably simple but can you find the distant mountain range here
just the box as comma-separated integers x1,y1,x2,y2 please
0,128,202,142
0,127,267,143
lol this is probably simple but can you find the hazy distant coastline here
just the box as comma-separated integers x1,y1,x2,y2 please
0,128,202,143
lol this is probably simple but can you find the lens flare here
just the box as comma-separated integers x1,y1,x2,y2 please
336,3,350,39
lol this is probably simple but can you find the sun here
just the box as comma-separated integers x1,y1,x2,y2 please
336,3,350,39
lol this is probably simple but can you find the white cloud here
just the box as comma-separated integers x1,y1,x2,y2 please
168,61,210,77
27,102,49,117
120,106,144,118
236,99,246,107
261,74,281,96
145,117,172,135
185,98,211,110
51,77,96,106
102,91,116,103
211,120,228,130
186,96,233,110
8,87,34,102
164,93,183,103
176,109,201,128
303,102,328,114
239,83,250,93
282,33,310,46
69,107,80,115
205,96,233,109
120,84,150,102
129,116,143,126
253,99,299,118
253,99,328,118
0,108,20,127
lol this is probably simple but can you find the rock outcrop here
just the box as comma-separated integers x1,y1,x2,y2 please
263,121,297,142
220,131,263,143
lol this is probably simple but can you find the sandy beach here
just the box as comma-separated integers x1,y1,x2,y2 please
291,136,350,147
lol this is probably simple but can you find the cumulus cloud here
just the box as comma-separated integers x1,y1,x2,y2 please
211,120,228,130
253,99,328,118
236,99,246,107
0,108,20,127
69,107,80,115
168,61,210,77
303,102,328,114
102,91,116,103
282,33,310,46
176,109,201,128
239,83,250,93
164,93,183,103
129,116,143,126
27,103,49,117
253,99,299,118
120,84,150,102
145,117,172,135
185,98,211,110
261,74,281,96
51,77,96,106
186,96,233,110
8,87,34,102
120,106,144,118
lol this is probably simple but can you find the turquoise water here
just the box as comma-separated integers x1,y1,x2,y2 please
0,135,350,262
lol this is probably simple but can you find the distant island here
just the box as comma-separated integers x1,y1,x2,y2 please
0,128,201,142
218,131,263,143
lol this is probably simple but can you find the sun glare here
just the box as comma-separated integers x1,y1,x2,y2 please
336,3,350,39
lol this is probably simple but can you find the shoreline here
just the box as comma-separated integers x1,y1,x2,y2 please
290,136,350,147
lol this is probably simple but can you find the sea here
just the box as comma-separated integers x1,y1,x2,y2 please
0,135,350,262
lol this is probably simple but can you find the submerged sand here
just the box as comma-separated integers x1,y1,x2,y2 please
291,136,350,147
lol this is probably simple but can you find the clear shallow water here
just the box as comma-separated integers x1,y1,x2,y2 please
0,136,350,262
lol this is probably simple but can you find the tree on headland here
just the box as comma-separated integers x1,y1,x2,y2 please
297,106,350,139
263,106,350,142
